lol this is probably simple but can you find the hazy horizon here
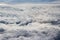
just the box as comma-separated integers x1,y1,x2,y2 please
0,0,60,4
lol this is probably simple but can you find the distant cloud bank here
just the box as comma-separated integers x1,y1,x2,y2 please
0,0,60,4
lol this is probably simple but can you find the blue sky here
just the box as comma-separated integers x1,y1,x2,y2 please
0,0,60,4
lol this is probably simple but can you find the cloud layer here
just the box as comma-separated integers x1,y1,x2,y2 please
0,4,60,40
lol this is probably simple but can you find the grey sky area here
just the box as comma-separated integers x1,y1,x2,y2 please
0,0,60,4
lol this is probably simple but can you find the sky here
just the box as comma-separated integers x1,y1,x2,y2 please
0,0,60,4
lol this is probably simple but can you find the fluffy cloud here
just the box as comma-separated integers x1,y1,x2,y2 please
0,4,60,40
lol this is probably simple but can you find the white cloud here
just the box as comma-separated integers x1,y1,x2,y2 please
0,4,60,40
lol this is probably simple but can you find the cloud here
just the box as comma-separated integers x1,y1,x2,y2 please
0,3,60,40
